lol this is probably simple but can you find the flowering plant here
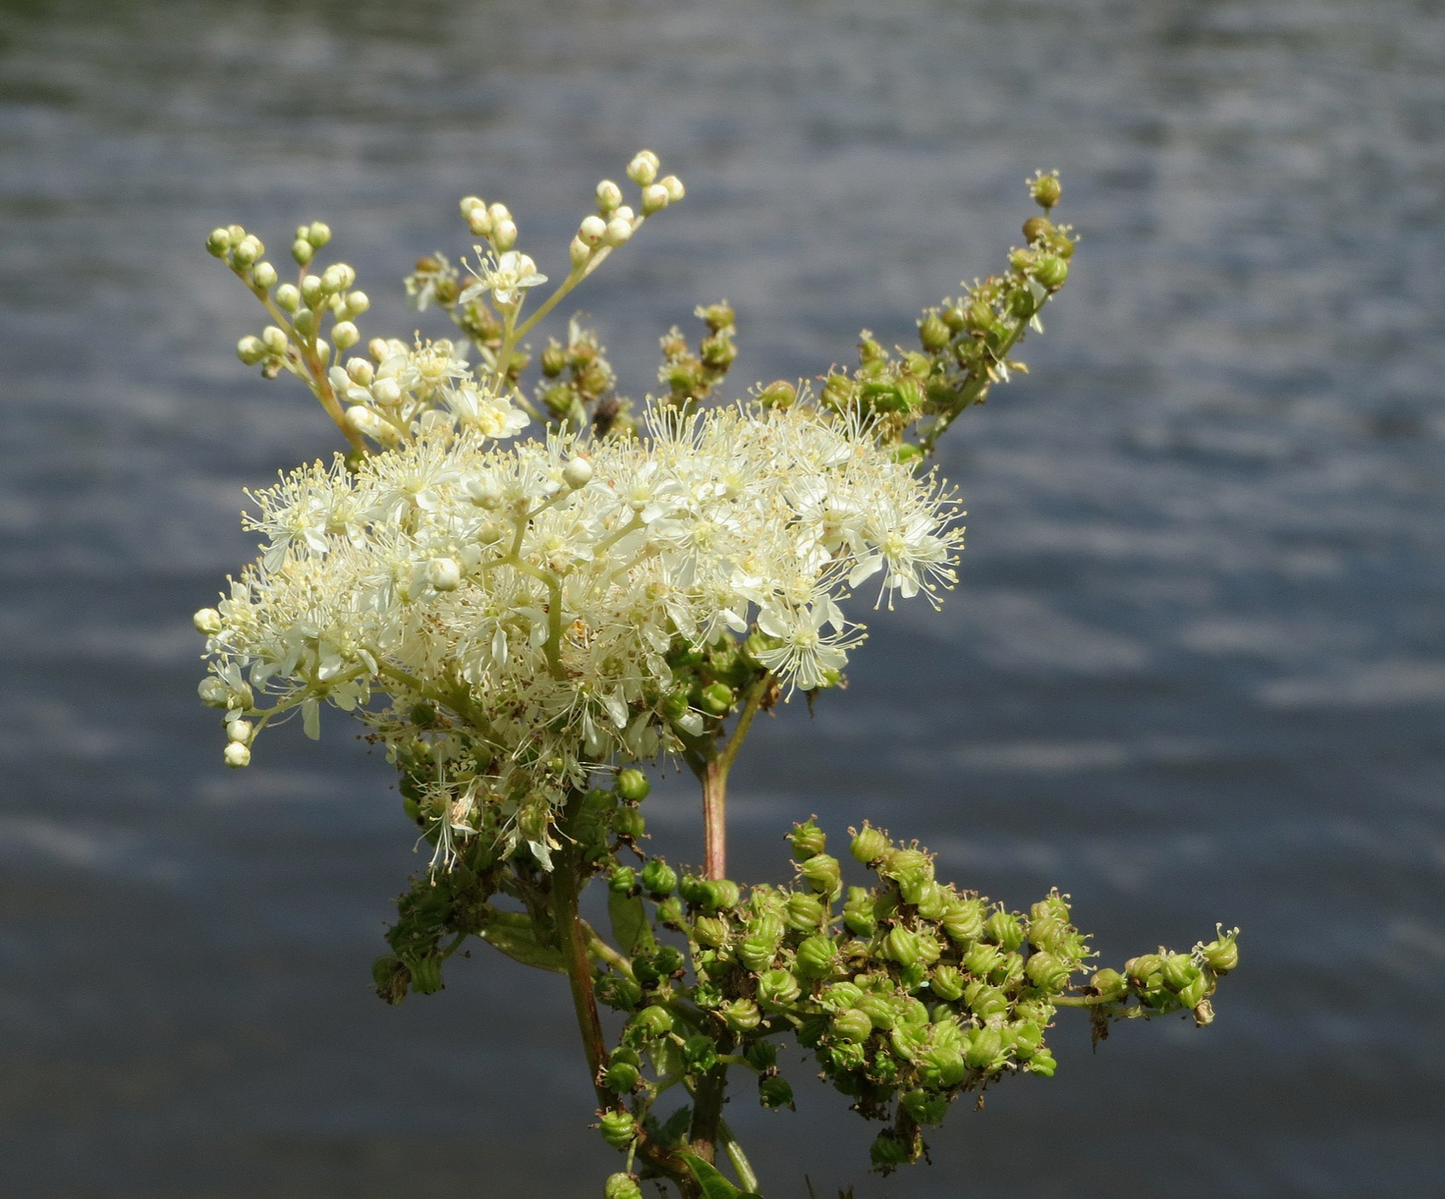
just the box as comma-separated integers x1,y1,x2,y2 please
196,152,1236,1199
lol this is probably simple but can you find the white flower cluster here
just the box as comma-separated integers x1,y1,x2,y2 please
196,399,962,860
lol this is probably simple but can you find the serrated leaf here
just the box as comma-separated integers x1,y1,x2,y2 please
475,909,566,973
679,1152,764,1199
608,890,652,956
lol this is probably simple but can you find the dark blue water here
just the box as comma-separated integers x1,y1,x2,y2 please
2,1,1442,1196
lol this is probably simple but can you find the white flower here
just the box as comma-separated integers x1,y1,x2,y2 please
459,250,547,307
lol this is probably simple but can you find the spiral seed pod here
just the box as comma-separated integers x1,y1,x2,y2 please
1160,952,1199,994
831,1006,874,1045
930,963,965,1002
608,865,636,895
964,1025,1004,1071
963,942,1004,979
604,1173,643,1199
639,858,677,897
1025,950,1071,993
795,933,838,979
629,1004,674,1040
942,898,986,943
858,993,899,1031
1125,953,1164,987
799,852,843,901
843,887,878,937
913,882,949,921
1090,967,1128,1003
1028,1050,1058,1077
786,891,827,932
964,980,1010,1020
902,1086,950,1126
722,998,762,1032
700,878,742,912
739,934,778,973
598,1109,637,1149
604,1059,641,1093
692,915,731,949
758,1074,795,1110
789,817,827,860
849,823,891,864
984,910,1025,951
1198,927,1240,973
757,967,802,1008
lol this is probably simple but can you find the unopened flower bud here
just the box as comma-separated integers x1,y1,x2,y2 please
271,282,299,313
577,214,608,247
231,236,261,267
640,183,669,215
332,321,360,350
292,239,314,266
193,607,223,635
197,677,229,708
491,219,518,251
223,741,251,768
206,227,233,257
626,150,660,186
236,336,266,365
225,719,252,744
604,217,633,246
250,261,278,290
562,456,593,489
596,179,623,213
659,174,685,202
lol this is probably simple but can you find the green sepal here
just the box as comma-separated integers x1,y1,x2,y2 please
679,1152,764,1199
608,889,654,957
475,909,566,973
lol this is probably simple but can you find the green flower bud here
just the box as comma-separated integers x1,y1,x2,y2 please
1025,950,1070,993
598,1110,637,1149
795,933,838,979
608,865,636,895
849,823,891,865
604,1172,643,1199
237,336,266,365
758,1074,794,1109
789,817,827,860
1199,927,1240,973
785,891,826,932
930,964,965,1002
629,1004,674,1039
1090,968,1128,1002
639,858,677,897
291,238,314,266
722,998,761,1032
831,1006,874,1044
984,910,1024,951
206,227,234,257
614,768,650,802
757,967,801,1007
274,282,301,313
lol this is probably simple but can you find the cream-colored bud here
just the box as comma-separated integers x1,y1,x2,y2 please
223,741,251,768
562,456,593,488
466,208,493,237
660,174,685,202
345,357,374,385
596,179,623,213
306,221,331,247
613,205,636,223
332,322,360,350
237,336,265,365
231,236,260,267
226,719,253,743
198,678,230,708
274,283,301,313
292,309,315,337
368,337,390,363
492,219,518,251
300,274,323,305
320,265,347,295
346,405,382,436
568,236,591,268
345,290,370,316
261,326,289,355
193,607,223,635
640,183,669,215
427,557,462,591
627,150,660,186
206,227,233,256
251,261,278,290
312,338,330,361
604,217,633,246
465,476,503,508
371,377,401,406
578,214,607,246
460,195,484,216
487,202,512,224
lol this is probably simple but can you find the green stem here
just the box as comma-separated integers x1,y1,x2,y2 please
701,670,773,880
718,1117,760,1194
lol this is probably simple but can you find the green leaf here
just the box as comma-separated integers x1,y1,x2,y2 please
475,909,566,973
679,1152,763,1199
608,890,653,956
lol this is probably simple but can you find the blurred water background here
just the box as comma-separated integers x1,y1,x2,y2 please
2,0,1443,1195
